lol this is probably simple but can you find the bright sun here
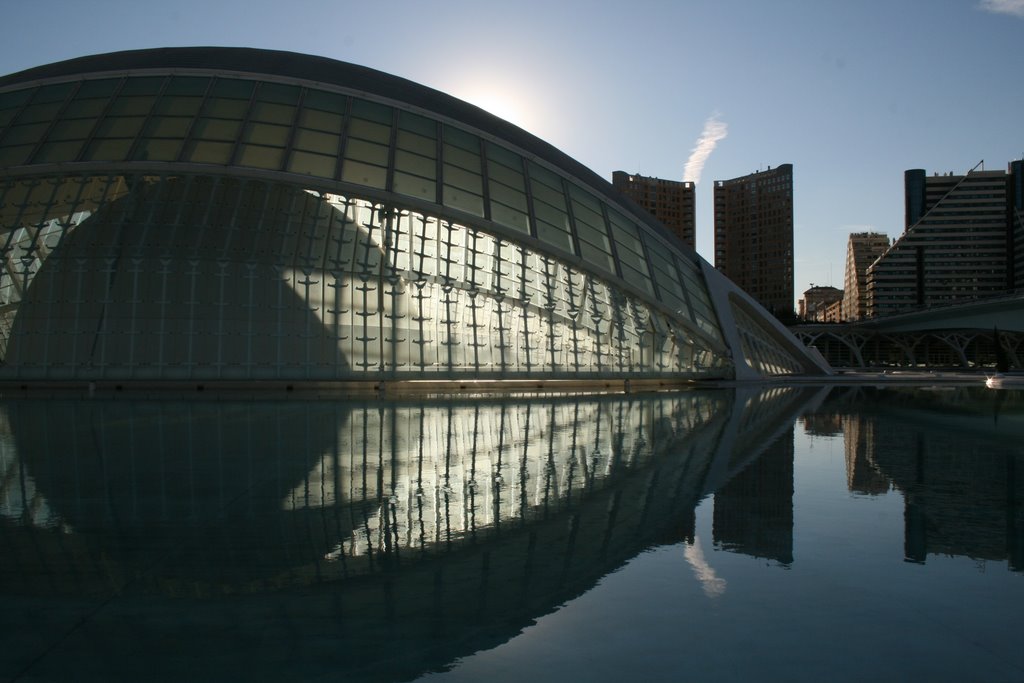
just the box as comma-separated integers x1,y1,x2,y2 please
458,86,533,131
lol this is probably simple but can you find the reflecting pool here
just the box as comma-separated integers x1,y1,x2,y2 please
1,385,1022,682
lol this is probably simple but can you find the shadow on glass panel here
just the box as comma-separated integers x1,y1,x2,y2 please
0,387,820,681
2,175,371,379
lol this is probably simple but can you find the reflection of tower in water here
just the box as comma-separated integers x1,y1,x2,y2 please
843,415,890,495
711,426,795,566
837,387,1024,572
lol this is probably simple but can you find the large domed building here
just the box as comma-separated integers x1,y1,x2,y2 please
0,48,827,385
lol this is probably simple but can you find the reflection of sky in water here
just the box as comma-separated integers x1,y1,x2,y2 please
683,535,727,597
2,386,1023,682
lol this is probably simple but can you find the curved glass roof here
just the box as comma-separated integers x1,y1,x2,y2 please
0,48,723,348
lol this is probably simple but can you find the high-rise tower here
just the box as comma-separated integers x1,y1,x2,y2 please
867,161,1023,317
612,171,696,249
841,232,889,321
713,164,794,317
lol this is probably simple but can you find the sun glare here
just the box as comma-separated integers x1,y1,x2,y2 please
461,88,532,130
438,66,562,144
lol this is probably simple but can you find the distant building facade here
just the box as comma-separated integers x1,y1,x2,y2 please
612,171,696,249
822,298,843,322
1013,161,1024,291
799,285,843,322
714,164,794,317
867,161,1024,318
842,232,889,321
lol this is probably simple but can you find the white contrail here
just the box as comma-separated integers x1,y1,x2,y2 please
979,0,1024,17
683,536,727,598
683,113,728,184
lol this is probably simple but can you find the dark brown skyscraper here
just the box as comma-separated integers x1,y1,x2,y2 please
612,171,696,249
713,164,794,316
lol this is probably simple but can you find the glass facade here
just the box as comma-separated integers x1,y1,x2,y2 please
0,50,823,381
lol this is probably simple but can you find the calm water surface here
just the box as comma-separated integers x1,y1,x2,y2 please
1,385,1022,682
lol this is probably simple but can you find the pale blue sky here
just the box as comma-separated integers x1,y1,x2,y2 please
2,0,1021,307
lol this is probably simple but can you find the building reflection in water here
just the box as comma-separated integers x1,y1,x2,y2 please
706,385,1022,573
0,387,816,681
1,385,1022,680
712,430,794,566
831,386,1024,572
